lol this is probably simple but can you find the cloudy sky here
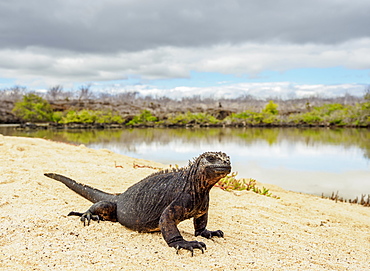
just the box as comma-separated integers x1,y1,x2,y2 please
1,0,370,99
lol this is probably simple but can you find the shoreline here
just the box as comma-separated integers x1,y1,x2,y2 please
1,135,370,270
2,121,370,129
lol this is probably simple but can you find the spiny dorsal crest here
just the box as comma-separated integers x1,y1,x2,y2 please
147,152,230,178
188,151,230,168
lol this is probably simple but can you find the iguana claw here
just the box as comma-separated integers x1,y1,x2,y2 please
196,229,224,239
171,240,206,256
68,211,102,226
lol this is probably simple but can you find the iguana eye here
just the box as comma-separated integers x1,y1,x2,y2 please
206,156,216,163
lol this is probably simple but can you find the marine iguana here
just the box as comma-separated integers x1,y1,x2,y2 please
44,151,231,255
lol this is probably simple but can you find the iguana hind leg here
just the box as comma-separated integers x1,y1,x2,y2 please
68,201,117,226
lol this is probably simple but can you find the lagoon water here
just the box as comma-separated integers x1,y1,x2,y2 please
1,126,369,199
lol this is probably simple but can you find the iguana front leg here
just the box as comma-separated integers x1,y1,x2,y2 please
194,212,224,239
159,200,206,256
68,201,117,226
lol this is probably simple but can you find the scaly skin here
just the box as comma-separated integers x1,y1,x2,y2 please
44,151,231,255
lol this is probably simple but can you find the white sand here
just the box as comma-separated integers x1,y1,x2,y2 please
1,135,369,270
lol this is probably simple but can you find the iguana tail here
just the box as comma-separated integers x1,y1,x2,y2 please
44,173,115,203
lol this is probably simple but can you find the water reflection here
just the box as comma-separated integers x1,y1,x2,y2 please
1,126,369,198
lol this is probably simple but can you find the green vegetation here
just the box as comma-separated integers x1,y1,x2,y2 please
126,110,157,126
162,112,219,126
59,110,124,124
262,100,279,115
226,101,280,125
226,100,370,127
217,172,279,198
12,94,53,122
10,94,370,128
289,102,370,126
11,94,123,125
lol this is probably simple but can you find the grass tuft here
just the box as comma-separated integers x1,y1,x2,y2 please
216,172,280,198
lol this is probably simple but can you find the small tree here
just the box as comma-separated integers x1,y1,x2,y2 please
78,84,93,100
262,100,279,115
12,93,53,122
47,85,63,101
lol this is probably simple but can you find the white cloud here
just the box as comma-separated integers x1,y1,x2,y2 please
1,38,370,89
108,81,364,100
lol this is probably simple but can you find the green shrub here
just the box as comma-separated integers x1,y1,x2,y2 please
95,111,124,124
361,102,370,110
229,110,262,124
226,101,280,125
262,114,279,124
191,112,219,124
12,94,53,122
59,110,96,124
315,103,344,115
59,110,123,124
228,110,280,125
262,100,279,115
290,111,322,125
126,110,157,126
290,103,349,125
165,112,219,125
51,111,63,123
167,113,190,125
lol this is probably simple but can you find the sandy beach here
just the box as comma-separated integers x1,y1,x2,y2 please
0,134,369,270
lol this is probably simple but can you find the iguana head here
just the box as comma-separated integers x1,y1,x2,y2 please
189,152,231,188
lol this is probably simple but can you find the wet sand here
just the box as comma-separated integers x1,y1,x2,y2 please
1,135,369,270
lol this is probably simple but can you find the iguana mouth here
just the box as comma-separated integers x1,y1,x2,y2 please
210,166,231,173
